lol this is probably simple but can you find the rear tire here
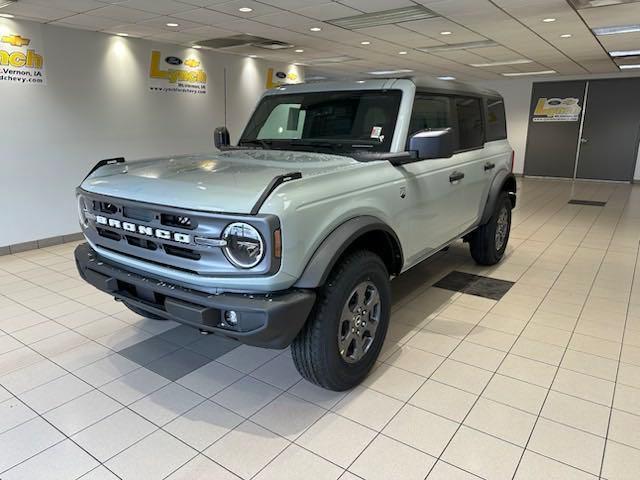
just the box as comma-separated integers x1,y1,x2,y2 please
469,192,512,266
123,302,166,320
291,250,391,391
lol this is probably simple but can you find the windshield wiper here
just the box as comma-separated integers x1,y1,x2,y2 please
238,139,272,149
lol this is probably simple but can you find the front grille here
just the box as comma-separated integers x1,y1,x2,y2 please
79,191,279,276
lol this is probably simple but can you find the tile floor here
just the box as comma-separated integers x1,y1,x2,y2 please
1,178,640,479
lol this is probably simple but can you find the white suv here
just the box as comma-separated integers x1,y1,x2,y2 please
75,78,516,390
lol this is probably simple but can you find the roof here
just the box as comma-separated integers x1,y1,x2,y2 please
265,78,501,99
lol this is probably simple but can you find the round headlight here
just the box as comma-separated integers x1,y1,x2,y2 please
222,222,265,269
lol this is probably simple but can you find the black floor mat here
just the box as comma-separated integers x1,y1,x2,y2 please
434,271,514,300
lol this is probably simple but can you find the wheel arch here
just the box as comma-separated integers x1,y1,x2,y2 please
294,216,404,289
480,171,517,225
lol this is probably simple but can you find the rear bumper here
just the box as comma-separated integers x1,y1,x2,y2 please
74,243,315,349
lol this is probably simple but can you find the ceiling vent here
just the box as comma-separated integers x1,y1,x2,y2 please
418,40,499,53
568,0,640,8
306,55,360,65
327,5,437,30
198,34,292,50
0,0,17,8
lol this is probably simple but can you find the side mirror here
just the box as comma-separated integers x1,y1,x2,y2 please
214,126,230,149
409,128,454,160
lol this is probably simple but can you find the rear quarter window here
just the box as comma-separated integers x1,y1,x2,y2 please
486,98,507,141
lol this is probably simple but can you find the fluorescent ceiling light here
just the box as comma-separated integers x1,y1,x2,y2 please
294,48,304,53
502,70,556,76
543,18,557,22
471,59,533,67
398,51,408,55
568,0,638,8
116,33,129,37
360,41,371,45
166,22,179,27
328,5,437,30
560,33,573,38
440,31,452,35
610,49,640,57
619,64,640,69
419,40,499,52
307,55,359,64
192,45,202,49
248,54,258,58
309,27,322,32
0,12,14,17
593,24,640,35
438,76,456,80
367,69,414,75
238,7,253,12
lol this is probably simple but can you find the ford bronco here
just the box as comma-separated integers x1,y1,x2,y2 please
75,78,516,391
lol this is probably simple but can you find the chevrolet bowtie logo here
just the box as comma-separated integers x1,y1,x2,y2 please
184,58,200,68
1,35,31,47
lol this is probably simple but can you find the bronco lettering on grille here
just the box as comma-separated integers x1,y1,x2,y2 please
95,215,191,244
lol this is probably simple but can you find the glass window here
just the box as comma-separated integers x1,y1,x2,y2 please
240,90,402,153
455,97,484,150
408,96,450,137
486,98,507,141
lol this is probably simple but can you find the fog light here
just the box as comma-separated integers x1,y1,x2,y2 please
224,310,238,326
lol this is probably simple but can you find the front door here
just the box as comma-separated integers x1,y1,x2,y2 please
576,78,640,182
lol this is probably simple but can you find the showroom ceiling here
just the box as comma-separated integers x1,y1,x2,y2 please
2,0,640,81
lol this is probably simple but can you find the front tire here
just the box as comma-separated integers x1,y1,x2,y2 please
291,250,391,391
469,191,512,265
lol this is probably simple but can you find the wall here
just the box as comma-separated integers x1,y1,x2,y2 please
479,72,640,179
0,19,303,247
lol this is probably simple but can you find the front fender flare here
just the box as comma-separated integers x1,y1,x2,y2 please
294,216,403,289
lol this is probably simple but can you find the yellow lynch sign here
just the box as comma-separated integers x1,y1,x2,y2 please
149,50,206,84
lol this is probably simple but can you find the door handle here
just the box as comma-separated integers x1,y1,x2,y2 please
449,171,465,183
484,162,495,171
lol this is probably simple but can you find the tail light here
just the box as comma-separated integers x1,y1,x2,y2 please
510,151,515,172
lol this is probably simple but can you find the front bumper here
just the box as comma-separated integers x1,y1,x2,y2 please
75,243,315,349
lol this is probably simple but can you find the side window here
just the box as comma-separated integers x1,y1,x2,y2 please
454,97,484,150
408,96,450,137
486,98,507,141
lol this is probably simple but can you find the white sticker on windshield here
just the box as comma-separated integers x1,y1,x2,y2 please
370,126,383,139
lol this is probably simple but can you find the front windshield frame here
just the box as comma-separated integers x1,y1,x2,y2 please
238,89,403,155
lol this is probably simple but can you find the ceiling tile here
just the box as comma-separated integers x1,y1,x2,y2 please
20,0,106,13
208,0,281,18
355,25,439,46
172,8,240,25
338,0,416,13
295,2,362,21
51,13,124,29
0,2,76,21
117,0,197,15
86,5,160,22
401,17,487,43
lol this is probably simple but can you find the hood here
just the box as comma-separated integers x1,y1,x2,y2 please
81,150,360,214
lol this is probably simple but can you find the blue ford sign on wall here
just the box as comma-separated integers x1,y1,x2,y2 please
165,56,183,66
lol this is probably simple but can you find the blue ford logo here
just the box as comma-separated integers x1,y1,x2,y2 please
165,56,182,66
275,71,287,79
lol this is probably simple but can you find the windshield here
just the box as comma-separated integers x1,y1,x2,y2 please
239,90,402,154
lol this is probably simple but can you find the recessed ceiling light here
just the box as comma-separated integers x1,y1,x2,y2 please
471,59,533,67
398,51,408,55
543,18,556,23
310,27,322,32
361,41,371,45
610,49,640,57
367,69,414,75
192,45,202,49
438,76,456,80
238,7,253,12
560,34,573,38
440,31,452,35
356,80,366,83
166,22,179,27
0,13,14,18
619,64,640,69
502,70,556,76
116,33,129,37
593,24,640,35
248,54,258,58
295,49,304,53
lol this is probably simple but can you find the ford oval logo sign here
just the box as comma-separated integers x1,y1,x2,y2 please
275,71,287,79
165,56,182,66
